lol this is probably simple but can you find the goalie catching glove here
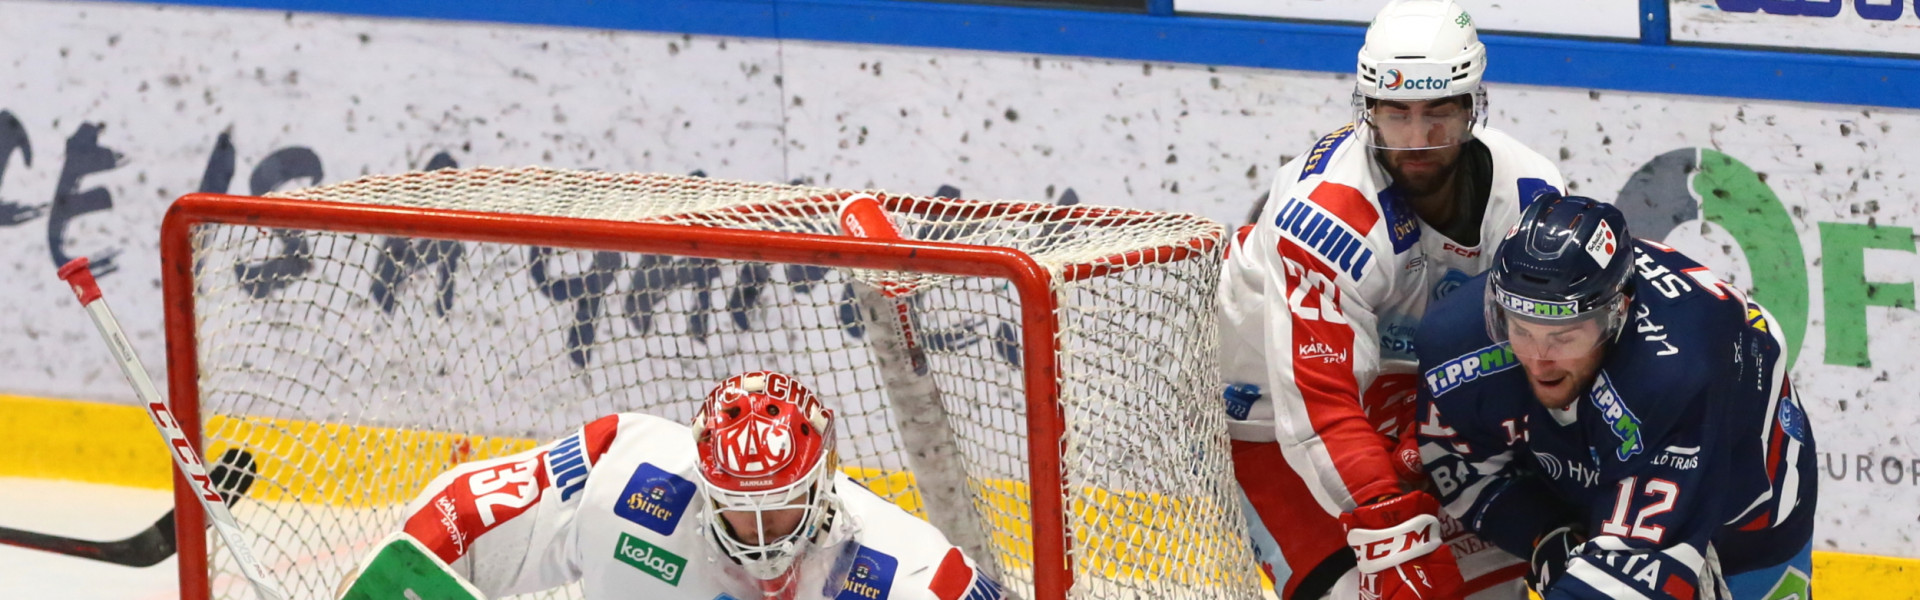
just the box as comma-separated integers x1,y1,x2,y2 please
1338,491,1464,600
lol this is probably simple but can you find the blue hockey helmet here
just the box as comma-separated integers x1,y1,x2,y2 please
1485,194,1633,360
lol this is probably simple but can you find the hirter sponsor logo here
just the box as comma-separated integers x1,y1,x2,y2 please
836,546,899,600
1590,371,1645,460
614,463,698,536
1272,182,1378,280
1423,342,1519,397
1299,123,1355,180
614,532,686,585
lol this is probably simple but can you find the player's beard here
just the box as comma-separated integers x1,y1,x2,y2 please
1378,145,1463,199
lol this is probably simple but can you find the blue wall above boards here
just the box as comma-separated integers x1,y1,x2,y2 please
124,0,1920,109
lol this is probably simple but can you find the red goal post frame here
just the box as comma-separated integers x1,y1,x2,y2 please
159,190,1222,600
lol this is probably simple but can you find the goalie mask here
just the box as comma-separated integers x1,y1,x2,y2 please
1352,0,1488,151
692,370,839,595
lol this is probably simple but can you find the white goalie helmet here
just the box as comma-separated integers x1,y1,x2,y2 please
1352,0,1489,151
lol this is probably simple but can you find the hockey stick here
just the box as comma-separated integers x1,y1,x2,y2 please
835,194,1001,580
0,448,257,567
58,257,289,600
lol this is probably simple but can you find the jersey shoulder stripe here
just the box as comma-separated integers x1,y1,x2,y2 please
1272,182,1380,280
1307,181,1381,236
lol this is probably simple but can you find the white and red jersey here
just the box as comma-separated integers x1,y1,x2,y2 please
398,412,1003,600
1220,123,1565,515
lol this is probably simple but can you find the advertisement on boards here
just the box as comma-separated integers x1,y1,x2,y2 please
1671,0,1920,56
1172,0,1641,39
0,0,1917,559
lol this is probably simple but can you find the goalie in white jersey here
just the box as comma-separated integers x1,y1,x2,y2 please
1219,1,1567,598
347,370,1002,600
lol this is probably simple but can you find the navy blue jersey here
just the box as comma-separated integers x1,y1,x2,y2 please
1414,240,1816,599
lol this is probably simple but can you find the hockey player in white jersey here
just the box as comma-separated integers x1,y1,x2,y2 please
340,370,1003,600
1218,1,1567,598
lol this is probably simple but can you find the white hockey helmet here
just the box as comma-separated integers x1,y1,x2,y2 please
1353,0,1489,150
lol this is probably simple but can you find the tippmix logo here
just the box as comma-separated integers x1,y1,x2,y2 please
1589,371,1645,460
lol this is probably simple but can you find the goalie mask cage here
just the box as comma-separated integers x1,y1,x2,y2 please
158,167,1258,600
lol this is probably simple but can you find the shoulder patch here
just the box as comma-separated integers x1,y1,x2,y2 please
1777,379,1811,444
929,548,1004,600
836,546,898,600
1272,182,1378,280
1299,123,1356,181
1589,371,1646,461
1424,342,1519,397
613,463,698,536
1374,187,1421,254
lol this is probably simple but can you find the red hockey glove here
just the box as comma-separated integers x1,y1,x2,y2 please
1339,491,1464,600
1393,420,1426,490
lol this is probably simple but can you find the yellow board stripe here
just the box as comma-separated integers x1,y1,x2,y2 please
2,393,1914,593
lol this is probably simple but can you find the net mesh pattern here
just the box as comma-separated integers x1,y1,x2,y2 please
177,167,1257,599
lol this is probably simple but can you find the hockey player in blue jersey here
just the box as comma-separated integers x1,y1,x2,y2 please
1412,194,1817,599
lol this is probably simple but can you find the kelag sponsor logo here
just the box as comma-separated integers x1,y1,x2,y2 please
614,532,686,586
614,463,697,536
1589,371,1644,460
1423,342,1518,397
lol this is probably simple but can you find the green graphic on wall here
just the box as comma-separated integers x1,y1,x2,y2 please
1616,148,1809,366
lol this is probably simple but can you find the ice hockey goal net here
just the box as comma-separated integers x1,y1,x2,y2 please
160,167,1257,600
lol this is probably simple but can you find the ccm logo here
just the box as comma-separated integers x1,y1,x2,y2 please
1442,242,1479,258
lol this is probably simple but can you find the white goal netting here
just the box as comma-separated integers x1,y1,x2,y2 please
169,167,1258,600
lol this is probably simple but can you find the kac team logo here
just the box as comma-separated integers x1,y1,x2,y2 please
614,463,698,536
714,416,797,481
